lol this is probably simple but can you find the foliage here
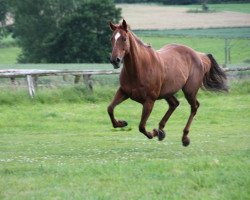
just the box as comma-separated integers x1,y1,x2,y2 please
42,0,121,63
0,0,7,23
0,80,249,199
10,0,121,63
0,0,8,39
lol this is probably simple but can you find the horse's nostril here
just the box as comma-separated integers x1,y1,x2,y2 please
116,57,121,63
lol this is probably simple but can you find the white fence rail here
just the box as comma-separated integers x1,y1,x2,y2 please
0,69,120,97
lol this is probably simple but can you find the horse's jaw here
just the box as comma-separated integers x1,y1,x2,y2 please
112,63,121,69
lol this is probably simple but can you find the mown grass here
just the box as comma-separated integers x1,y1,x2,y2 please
135,27,250,39
181,3,250,13
0,47,20,64
0,80,249,199
139,36,250,65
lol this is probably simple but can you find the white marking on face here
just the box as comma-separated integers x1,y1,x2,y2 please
115,32,121,42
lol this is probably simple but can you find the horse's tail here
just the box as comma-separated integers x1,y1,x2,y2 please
203,54,228,92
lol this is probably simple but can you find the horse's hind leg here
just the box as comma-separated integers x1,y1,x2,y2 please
157,96,180,141
182,91,200,146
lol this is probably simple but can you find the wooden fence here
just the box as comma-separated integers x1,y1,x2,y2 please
0,67,249,98
0,69,120,97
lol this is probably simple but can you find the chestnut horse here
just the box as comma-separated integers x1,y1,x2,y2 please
108,20,227,146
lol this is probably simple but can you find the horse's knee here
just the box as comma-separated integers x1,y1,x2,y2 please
107,105,113,114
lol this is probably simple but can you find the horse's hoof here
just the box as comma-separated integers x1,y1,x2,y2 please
114,120,128,128
122,121,128,127
118,120,128,127
158,129,166,141
182,137,190,147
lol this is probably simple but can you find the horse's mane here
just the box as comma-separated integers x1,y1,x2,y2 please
129,31,151,48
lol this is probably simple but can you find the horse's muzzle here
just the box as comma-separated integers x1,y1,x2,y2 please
110,57,122,69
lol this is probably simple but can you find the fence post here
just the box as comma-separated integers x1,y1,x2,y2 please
224,38,228,66
83,74,93,91
74,75,81,84
224,38,231,66
27,75,35,98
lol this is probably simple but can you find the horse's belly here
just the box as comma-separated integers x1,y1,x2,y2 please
160,72,188,96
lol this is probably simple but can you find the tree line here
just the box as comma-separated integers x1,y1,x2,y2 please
0,0,249,63
0,0,121,63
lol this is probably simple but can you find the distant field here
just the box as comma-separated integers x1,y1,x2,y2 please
184,3,250,13
135,27,250,38
118,3,250,29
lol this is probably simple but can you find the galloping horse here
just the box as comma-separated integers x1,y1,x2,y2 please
108,20,227,146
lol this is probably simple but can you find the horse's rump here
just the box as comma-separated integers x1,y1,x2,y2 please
157,44,205,95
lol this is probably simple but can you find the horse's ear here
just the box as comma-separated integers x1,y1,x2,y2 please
109,21,117,31
122,19,128,32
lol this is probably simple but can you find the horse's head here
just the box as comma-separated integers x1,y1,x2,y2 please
109,19,130,69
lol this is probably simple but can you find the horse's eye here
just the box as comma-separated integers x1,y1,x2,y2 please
122,37,126,42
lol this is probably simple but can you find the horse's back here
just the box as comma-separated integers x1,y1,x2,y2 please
157,44,205,96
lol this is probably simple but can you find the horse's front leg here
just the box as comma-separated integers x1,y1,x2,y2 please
139,100,158,139
108,88,128,128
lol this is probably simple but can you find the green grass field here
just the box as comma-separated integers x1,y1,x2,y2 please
183,3,250,13
0,3,249,199
135,27,250,39
0,47,20,64
0,36,249,66
139,36,250,65
0,80,250,199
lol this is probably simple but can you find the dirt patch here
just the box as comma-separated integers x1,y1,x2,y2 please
117,4,250,29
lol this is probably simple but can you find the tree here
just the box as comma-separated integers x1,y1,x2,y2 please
11,0,121,63
43,0,121,63
0,0,8,38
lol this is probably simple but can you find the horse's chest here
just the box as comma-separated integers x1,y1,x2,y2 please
122,85,147,103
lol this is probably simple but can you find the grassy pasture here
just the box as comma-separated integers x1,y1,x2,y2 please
135,27,250,39
0,3,249,199
139,36,250,65
0,47,20,64
0,80,250,199
0,35,249,66
183,3,250,13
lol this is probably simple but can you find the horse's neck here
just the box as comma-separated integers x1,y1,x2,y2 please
123,32,148,79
